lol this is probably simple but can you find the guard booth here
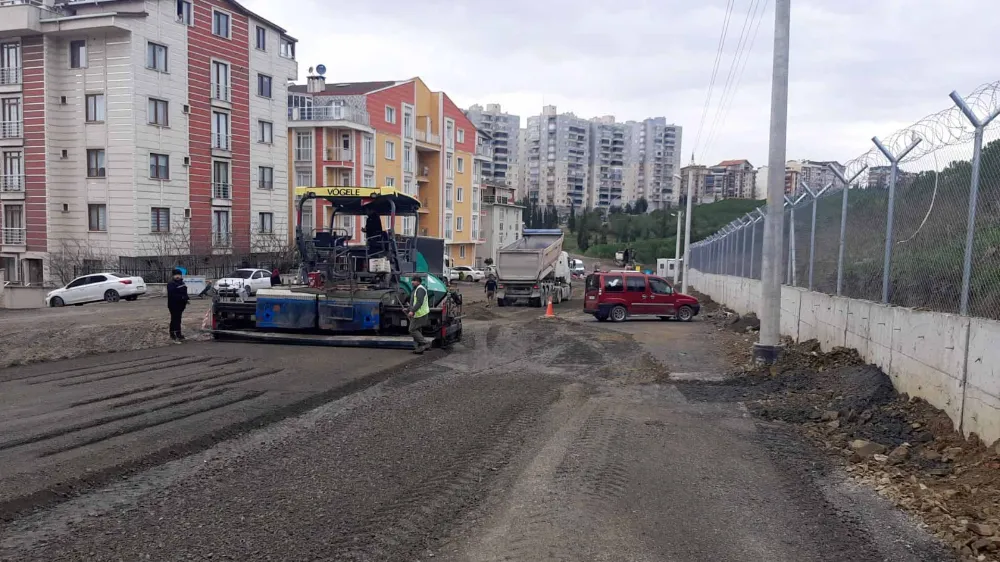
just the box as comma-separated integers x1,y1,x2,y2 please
656,258,682,282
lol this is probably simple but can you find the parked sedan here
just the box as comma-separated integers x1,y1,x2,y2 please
45,273,147,307
449,266,485,282
214,268,273,299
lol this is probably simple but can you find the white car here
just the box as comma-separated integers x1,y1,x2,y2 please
46,272,147,307
215,268,273,299
449,266,485,282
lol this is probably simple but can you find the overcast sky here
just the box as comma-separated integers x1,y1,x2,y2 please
243,0,998,167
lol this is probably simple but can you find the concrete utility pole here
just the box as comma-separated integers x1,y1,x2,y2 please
675,210,683,281
682,173,694,294
754,0,791,364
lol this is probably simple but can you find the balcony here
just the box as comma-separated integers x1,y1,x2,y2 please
0,67,21,86
288,105,370,128
212,231,231,247
211,82,231,103
1,120,22,139
482,194,512,205
415,130,440,145
0,0,45,35
416,166,430,183
212,182,231,200
325,147,354,162
294,147,313,162
475,143,493,159
2,226,25,246
1,173,23,196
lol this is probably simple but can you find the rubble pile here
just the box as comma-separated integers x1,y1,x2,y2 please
738,339,1000,562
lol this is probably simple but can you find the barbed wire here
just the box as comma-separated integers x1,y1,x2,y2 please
842,80,1000,182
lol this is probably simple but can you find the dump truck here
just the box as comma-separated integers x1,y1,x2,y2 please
496,229,572,307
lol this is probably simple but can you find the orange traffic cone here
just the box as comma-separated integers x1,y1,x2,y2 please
544,295,555,318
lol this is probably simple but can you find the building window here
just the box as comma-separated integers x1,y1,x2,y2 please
457,128,465,144
445,183,453,210
146,42,168,72
86,149,105,178
403,108,413,138
403,144,413,173
445,120,454,148
258,120,273,143
212,111,230,150
69,40,87,69
279,37,295,59
149,153,169,179
295,170,312,188
385,105,396,124
176,0,193,25
213,160,231,199
445,153,453,178
258,166,273,189
456,216,464,232
212,10,231,38
151,207,170,233
385,176,395,187
148,98,168,126
444,212,453,239
259,212,273,233
85,93,105,122
459,245,466,258
363,171,374,187
257,74,272,98
457,187,464,202
88,204,107,232
211,61,230,102
213,210,231,246
384,140,395,160
363,135,374,165
457,157,464,174
255,26,266,50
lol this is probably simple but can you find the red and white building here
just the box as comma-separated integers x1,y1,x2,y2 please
0,0,297,285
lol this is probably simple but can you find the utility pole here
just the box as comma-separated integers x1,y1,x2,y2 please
682,172,694,294
675,210,683,281
754,0,791,364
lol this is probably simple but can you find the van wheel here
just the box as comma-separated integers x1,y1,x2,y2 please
610,305,627,322
677,305,694,322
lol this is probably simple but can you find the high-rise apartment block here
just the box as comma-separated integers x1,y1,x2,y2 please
0,0,297,286
518,106,682,210
464,103,520,194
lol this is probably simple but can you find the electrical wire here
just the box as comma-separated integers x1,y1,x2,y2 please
690,0,736,157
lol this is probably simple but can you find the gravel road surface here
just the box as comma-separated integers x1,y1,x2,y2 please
0,296,950,561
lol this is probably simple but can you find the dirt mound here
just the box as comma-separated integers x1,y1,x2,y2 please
726,312,760,333
688,290,722,314
462,302,497,321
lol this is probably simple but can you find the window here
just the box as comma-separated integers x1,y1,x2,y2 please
151,207,170,232
457,128,465,143
255,26,266,50
258,120,273,143
457,187,464,202
213,160,230,199
445,120,454,148
148,98,168,126
69,40,86,69
403,144,413,173
85,94,105,122
649,277,673,295
211,61,230,101
403,109,413,138
363,171,374,187
87,204,107,232
86,149,105,178
459,245,466,258
146,42,168,72
604,275,624,293
445,183,453,210
213,210,230,246
259,212,273,233
212,111,230,150
384,140,395,160
363,135,374,165
626,276,646,292
279,37,295,59
444,212,453,239
149,153,169,179
176,0,193,25
446,154,453,178
212,10,231,38
385,176,395,187
457,157,465,174
258,166,273,189
456,216,464,232
295,170,313,188
257,74,272,98
385,105,396,124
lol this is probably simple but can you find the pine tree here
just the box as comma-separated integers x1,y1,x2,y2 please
568,204,576,231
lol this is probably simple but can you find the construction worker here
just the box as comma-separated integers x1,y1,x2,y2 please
484,275,498,309
407,275,431,354
166,269,189,343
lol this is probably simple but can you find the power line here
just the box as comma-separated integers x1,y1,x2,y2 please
699,0,768,163
690,0,736,157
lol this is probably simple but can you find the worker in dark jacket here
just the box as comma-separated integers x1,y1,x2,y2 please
166,269,189,343
484,275,498,309
407,275,431,354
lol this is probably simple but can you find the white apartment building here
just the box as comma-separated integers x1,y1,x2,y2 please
624,117,683,209
0,0,296,286
524,105,591,209
465,103,520,193
588,116,626,209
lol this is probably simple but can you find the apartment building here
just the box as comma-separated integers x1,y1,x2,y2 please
524,105,591,209
623,117,683,209
756,160,846,198
287,74,480,266
464,103,520,194
588,116,626,209
706,159,756,200
472,130,522,267
0,0,297,285
680,161,713,205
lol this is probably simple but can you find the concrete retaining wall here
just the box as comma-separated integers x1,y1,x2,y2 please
688,270,1000,447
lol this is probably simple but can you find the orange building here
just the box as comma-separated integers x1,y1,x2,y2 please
286,74,479,266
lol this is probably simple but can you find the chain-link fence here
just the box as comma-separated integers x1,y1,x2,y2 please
689,81,1000,321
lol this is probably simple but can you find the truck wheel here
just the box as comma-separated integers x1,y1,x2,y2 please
530,297,541,308
610,305,627,322
498,298,506,308
677,305,694,322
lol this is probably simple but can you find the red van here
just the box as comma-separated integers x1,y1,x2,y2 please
583,271,700,322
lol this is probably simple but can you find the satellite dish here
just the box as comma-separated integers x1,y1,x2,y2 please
316,64,327,76
307,66,314,74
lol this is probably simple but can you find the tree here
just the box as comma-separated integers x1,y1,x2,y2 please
577,214,590,251
634,197,649,214
568,204,577,231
